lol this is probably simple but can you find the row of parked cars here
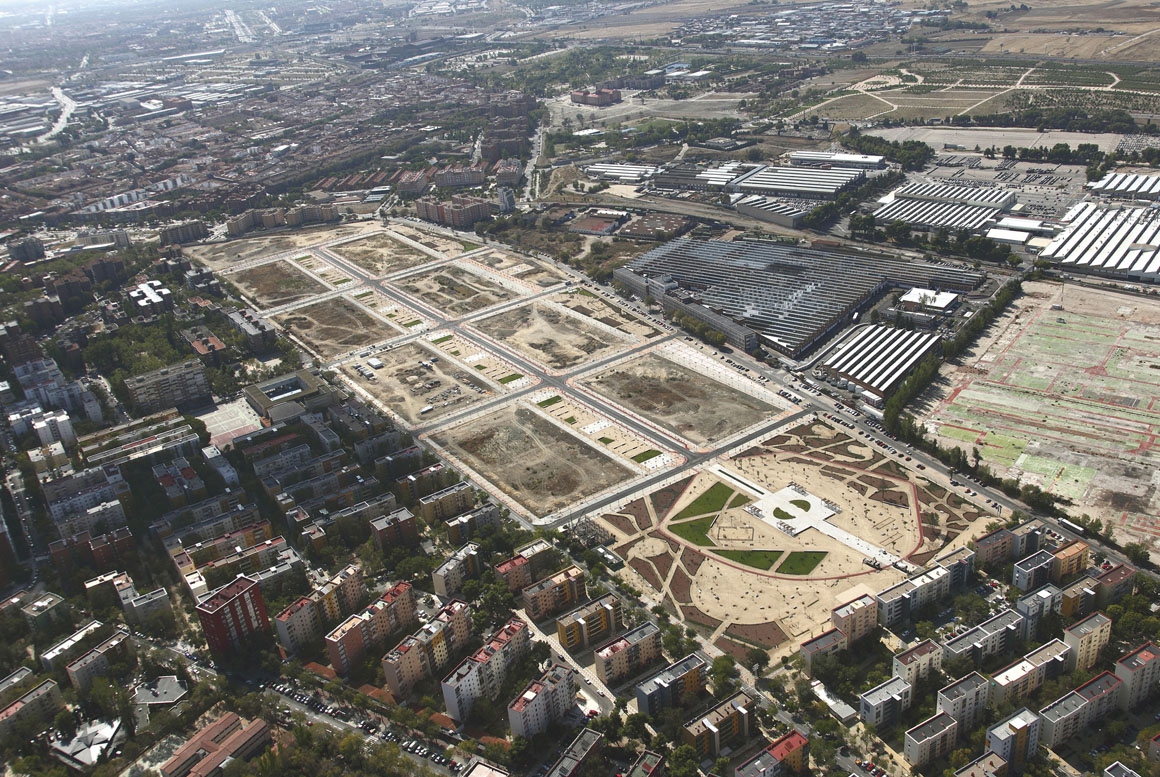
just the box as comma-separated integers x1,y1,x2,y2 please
857,759,888,777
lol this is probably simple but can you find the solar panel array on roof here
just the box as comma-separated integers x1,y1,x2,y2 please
1089,172,1160,200
1041,202,1160,280
624,238,981,356
822,325,941,397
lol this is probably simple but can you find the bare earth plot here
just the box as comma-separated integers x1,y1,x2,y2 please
472,302,631,372
529,390,677,468
556,288,661,340
389,223,475,258
428,333,535,388
294,253,355,288
331,232,434,277
471,249,571,288
341,342,494,425
185,223,375,270
433,404,635,517
227,260,329,308
395,264,515,317
274,298,401,359
916,280,1160,554
581,353,778,447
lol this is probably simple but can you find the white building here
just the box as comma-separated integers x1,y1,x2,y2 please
507,664,576,739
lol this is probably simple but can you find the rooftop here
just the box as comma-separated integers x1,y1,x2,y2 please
637,654,705,697
862,676,911,706
1066,611,1112,637
907,711,958,742
1117,642,1160,672
801,628,846,654
683,692,753,738
954,752,1008,777
544,729,602,777
735,731,809,777
896,639,940,665
939,671,989,701
596,622,660,658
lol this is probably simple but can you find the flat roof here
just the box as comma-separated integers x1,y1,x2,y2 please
907,711,957,742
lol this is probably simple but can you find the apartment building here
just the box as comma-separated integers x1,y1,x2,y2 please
195,576,269,658
0,680,62,741
989,639,1071,706
1063,611,1112,672
325,582,417,675
626,752,665,777
954,752,1009,777
942,608,1023,666
545,730,603,777
66,629,132,692
419,481,475,523
1060,575,1097,619
860,676,912,728
635,654,707,717
556,594,622,651
832,594,878,644
594,622,663,686
1039,671,1123,748
382,599,471,698
522,565,586,622
876,566,951,629
1051,540,1089,584
275,597,322,656
799,628,847,677
1015,584,1062,641
314,565,366,624
442,618,530,721
735,731,810,777
160,713,270,777
936,672,990,732
445,502,499,545
974,522,1044,571
1114,642,1160,711
433,543,482,598
893,639,943,686
904,712,959,767
934,546,977,590
682,692,754,760
496,555,534,592
1013,550,1055,592
1094,564,1136,609
42,621,106,670
369,507,419,550
987,708,1040,769
415,196,491,230
508,664,577,739
124,360,211,414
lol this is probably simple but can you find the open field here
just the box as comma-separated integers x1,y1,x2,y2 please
432,403,635,517
331,231,435,277
341,341,495,425
274,298,400,359
396,264,516,316
427,332,537,388
389,222,477,258
915,280,1160,555
580,352,778,447
527,389,678,471
185,223,375,270
226,260,329,308
472,302,631,372
556,288,662,341
471,248,571,288
294,253,355,288
867,126,1130,154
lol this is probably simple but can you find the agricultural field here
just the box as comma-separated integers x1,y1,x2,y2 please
580,352,779,448
340,341,495,425
431,403,636,517
226,260,330,308
330,231,435,277
471,301,632,372
395,264,516,317
916,280,1160,554
274,297,400,359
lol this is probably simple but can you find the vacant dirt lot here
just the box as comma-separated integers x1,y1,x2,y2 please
274,298,401,359
227,260,329,309
556,289,661,340
389,223,476,258
331,232,434,277
433,404,635,517
342,342,493,425
186,224,375,270
471,249,571,288
472,302,631,372
582,353,778,447
397,265,515,317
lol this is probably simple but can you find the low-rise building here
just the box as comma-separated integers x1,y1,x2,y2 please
860,676,912,728
904,712,959,767
954,752,1008,777
682,692,754,760
1063,611,1112,672
635,654,706,717
508,664,576,739
626,751,665,777
594,622,663,686
987,708,1040,770
556,594,622,651
160,712,271,777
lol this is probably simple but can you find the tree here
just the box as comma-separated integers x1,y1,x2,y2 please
1123,542,1151,566
710,655,739,697
54,709,77,740
668,744,701,777
746,647,770,673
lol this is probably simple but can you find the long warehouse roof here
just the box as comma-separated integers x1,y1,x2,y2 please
823,325,941,397
894,182,1016,209
731,165,864,197
1089,172,1160,200
874,198,999,231
1041,202,1160,279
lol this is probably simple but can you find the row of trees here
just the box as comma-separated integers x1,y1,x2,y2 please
801,170,906,230
843,129,935,171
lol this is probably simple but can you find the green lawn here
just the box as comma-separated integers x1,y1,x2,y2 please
673,482,734,521
564,416,576,424
776,551,827,575
789,499,810,512
432,334,453,344
773,507,794,522
668,516,717,547
716,549,782,570
499,373,524,384
404,320,422,327
728,494,751,508
460,240,481,252
537,396,562,408
598,436,613,444
632,450,663,463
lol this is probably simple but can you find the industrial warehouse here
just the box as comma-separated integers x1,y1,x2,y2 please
597,160,873,199
873,182,1017,232
614,238,981,358
1088,171,1160,200
820,326,942,402
1040,202,1160,281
